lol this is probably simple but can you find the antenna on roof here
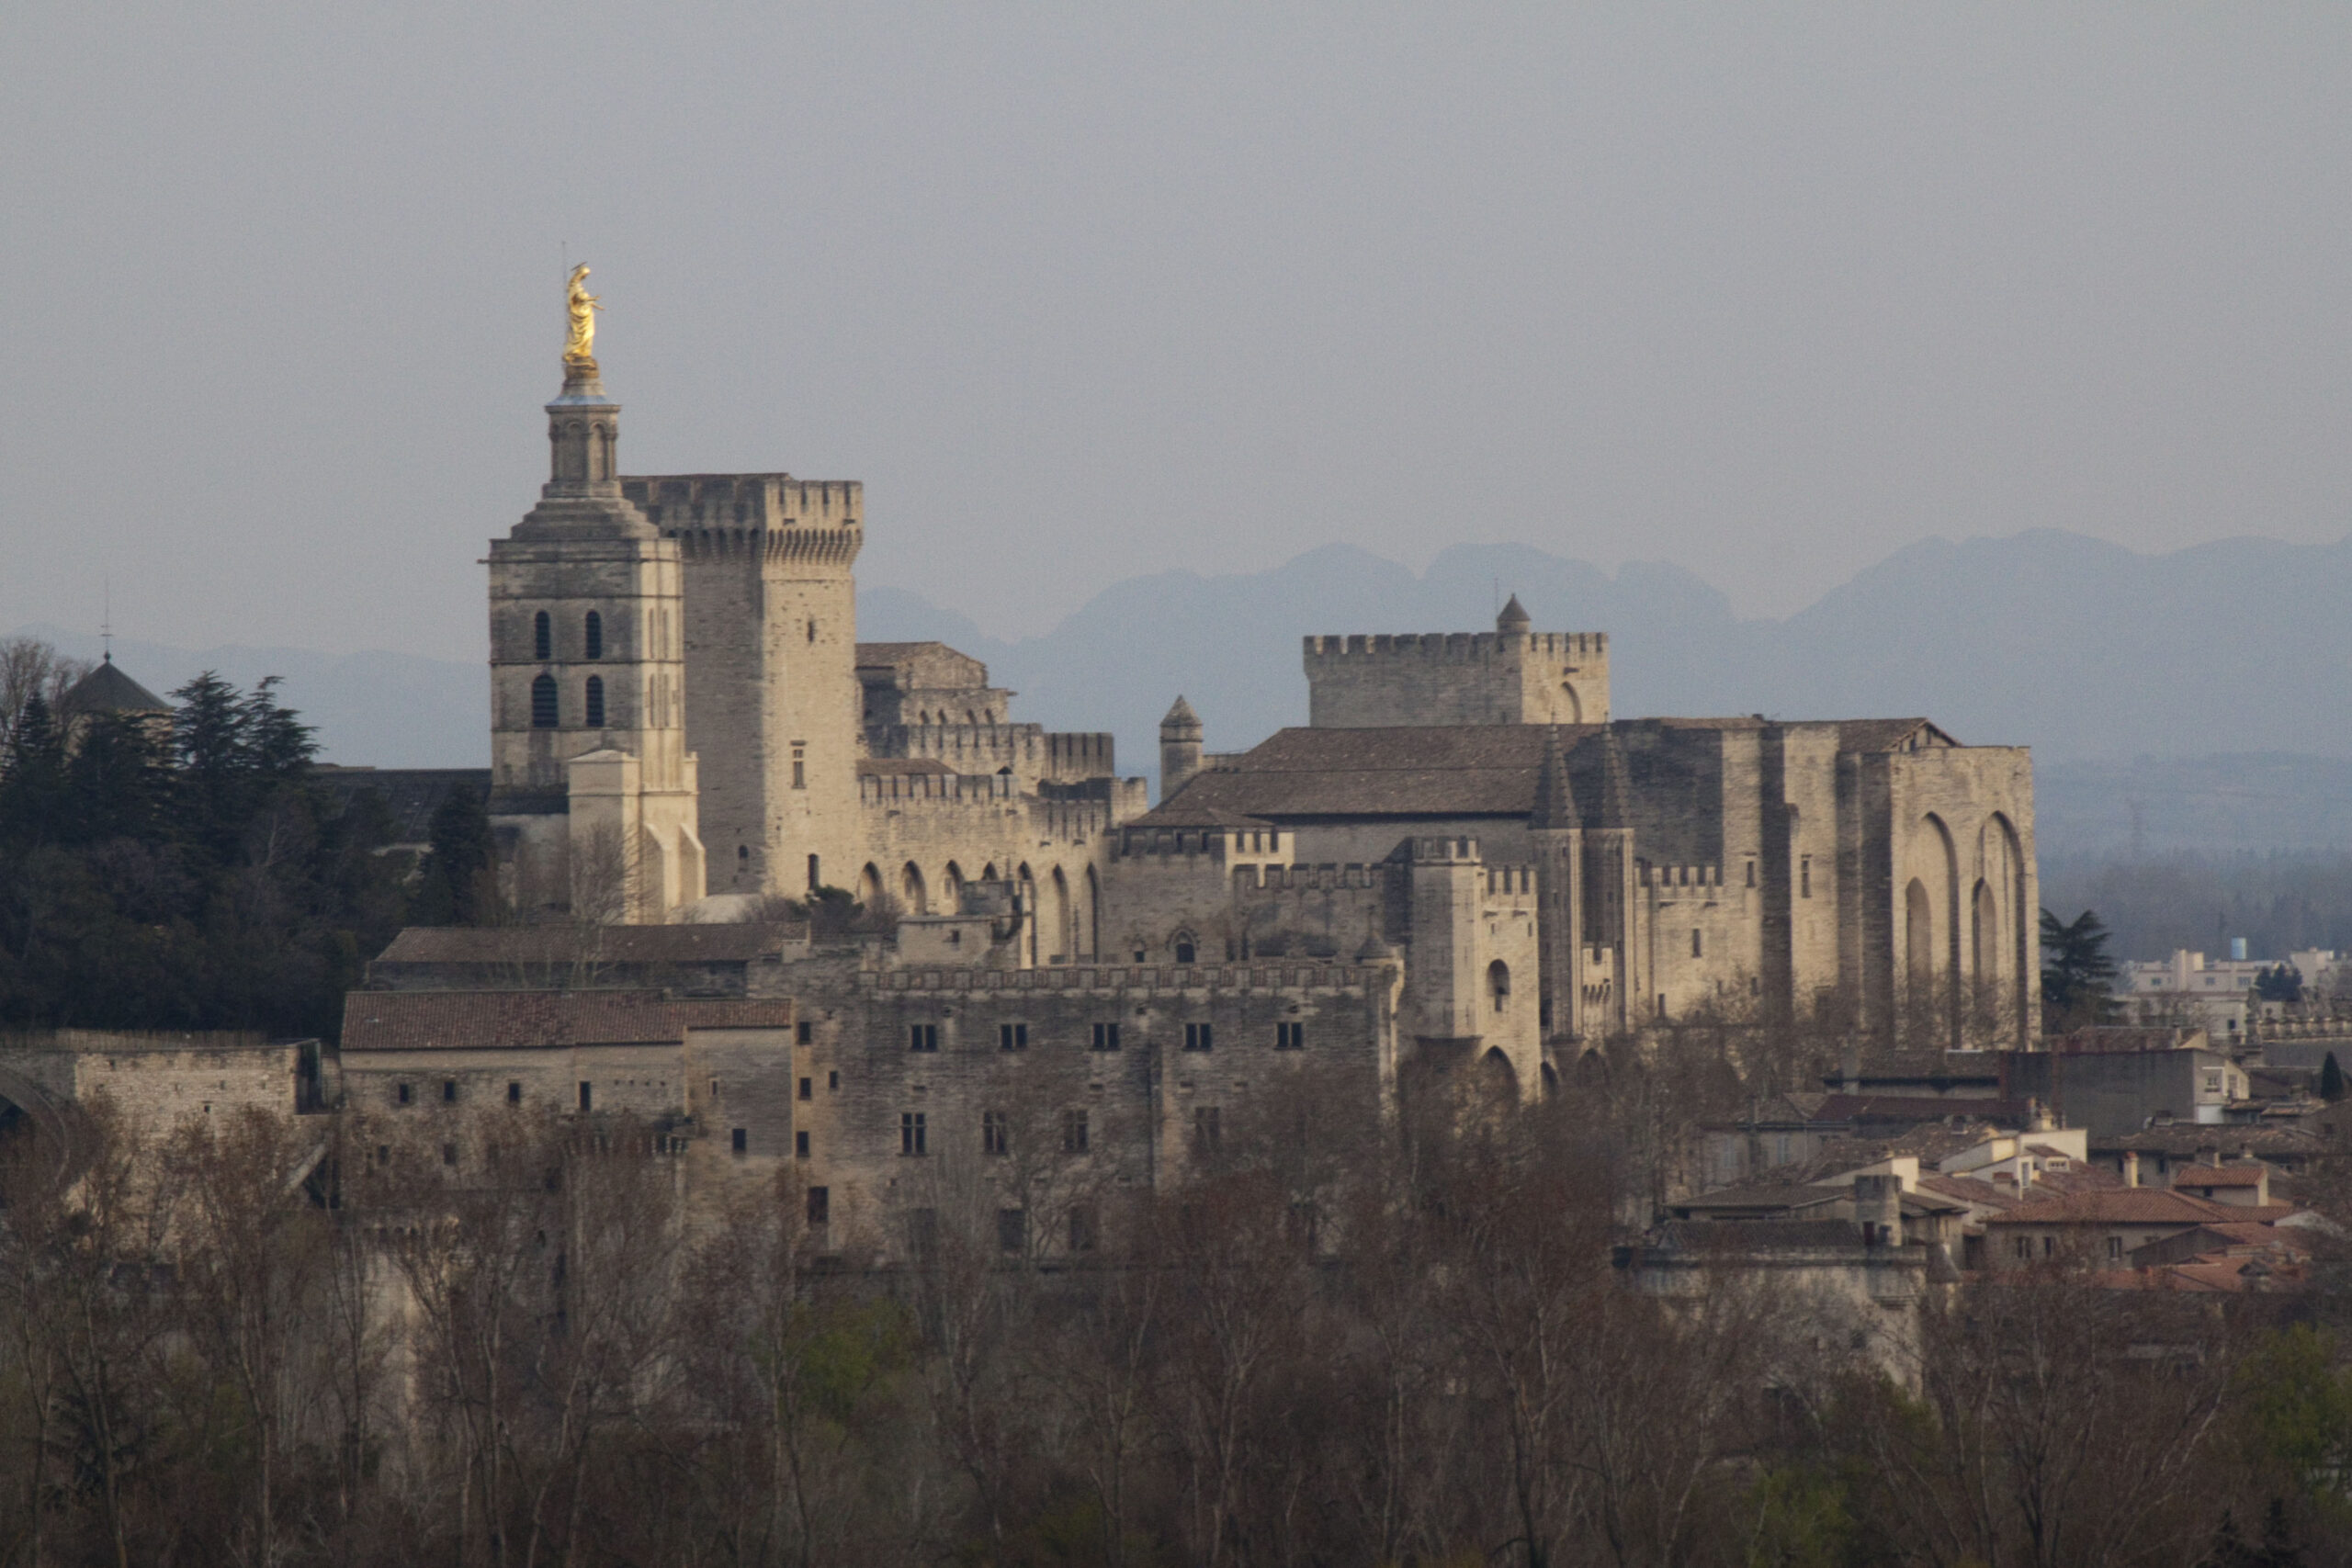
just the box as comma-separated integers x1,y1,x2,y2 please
101,575,112,665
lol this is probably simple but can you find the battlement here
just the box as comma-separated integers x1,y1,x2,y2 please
1408,835,1481,864
662,525,861,565
1115,824,1292,863
1637,863,1721,890
864,960,1386,995
1303,631,1607,661
871,724,1117,782
623,474,863,529
1483,864,1535,896
1235,863,1393,892
859,772,1016,806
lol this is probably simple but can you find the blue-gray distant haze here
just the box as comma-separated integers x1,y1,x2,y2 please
21,526,2352,859
4,6,2351,660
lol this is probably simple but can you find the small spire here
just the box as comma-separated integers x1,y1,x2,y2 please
1497,593,1532,634
1160,695,1202,738
1595,727,1634,830
1531,725,1579,829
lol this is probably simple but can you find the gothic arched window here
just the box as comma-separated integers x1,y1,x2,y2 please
583,611,603,660
531,673,558,728
584,676,605,728
534,611,551,660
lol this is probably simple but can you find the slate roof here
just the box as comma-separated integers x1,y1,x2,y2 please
312,768,492,846
341,990,796,1052
1159,716,1975,822
56,658,170,716
1810,1093,2030,1125
373,923,805,967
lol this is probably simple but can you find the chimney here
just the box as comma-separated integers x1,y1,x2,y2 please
2120,1150,2141,1189
1839,1039,1861,1096
1854,1173,1904,1248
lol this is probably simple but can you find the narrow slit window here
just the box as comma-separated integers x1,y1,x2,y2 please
583,610,603,660
584,675,605,728
534,610,551,660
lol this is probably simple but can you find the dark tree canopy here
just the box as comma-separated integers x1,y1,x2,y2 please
2041,907,2119,1031
0,671,411,1038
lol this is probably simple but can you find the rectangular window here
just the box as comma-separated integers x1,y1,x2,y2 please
910,1023,940,1053
1069,1203,1099,1253
578,1081,592,1113
1691,929,1703,959
1183,1022,1214,1052
1193,1105,1222,1155
2107,1235,2122,1260
2042,1235,2055,1258
796,1131,810,1159
731,1127,748,1155
441,1143,458,1167
443,1078,458,1104
506,1081,522,1105
1800,857,1812,898
1000,1021,1028,1052
797,1020,813,1045
1091,1021,1121,1053
798,1077,813,1101
1062,1108,1089,1154
2014,1236,2030,1259
396,1082,413,1106
792,743,807,790
983,1111,1010,1156
806,1186,830,1226
1746,860,1756,888
1275,1021,1305,1050
900,1111,927,1156
997,1207,1028,1255
828,1070,839,1090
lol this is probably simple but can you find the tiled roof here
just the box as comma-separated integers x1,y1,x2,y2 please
1125,802,1278,830
341,990,795,1052
1677,1183,1848,1213
2174,1165,2267,1188
372,923,805,967
1987,1189,2239,1226
1812,1093,2030,1124
2097,1125,2325,1157
2047,1025,2210,1055
1919,1174,2022,1210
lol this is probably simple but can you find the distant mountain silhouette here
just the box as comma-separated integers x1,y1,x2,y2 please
22,527,2352,853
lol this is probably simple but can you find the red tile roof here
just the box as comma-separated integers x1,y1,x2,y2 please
341,990,795,1052
1987,1189,2239,1226
2174,1165,2267,1187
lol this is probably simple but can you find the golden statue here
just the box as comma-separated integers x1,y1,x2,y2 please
563,264,601,367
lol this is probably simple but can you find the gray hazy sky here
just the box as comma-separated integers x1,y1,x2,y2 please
6,5,2349,653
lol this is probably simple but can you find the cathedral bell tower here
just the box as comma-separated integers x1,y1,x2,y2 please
486,271,706,921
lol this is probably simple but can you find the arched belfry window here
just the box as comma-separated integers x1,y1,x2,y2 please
583,611,603,660
534,611,551,660
584,675,605,728
530,673,558,728
1488,960,1511,1013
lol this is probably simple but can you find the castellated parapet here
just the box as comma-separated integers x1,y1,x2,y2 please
869,723,1117,794
1304,615,1611,728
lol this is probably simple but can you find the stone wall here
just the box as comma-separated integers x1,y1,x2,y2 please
1304,631,1611,728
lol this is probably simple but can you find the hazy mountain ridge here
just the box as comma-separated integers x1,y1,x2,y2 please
20,526,2352,856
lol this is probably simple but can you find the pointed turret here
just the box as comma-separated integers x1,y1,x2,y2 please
1594,726,1634,831
1159,695,1204,806
1497,593,1532,634
1531,725,1579,829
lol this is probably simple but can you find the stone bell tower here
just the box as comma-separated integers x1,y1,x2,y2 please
487,284,705,921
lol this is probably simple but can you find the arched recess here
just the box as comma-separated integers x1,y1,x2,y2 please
900,862,928,916
1046,868,1072,964
1478,1046,1520,1105
1986,812,2030,1046
857,863,884,909
1540,1060,1561,1098
1905,879,1935,986
1559,683,1582,724
1487,959,1512,1014
981,863,1000,883
1017,864,1037,965
1972,880,1996,991
943,862,965,912
1084,865,1101,961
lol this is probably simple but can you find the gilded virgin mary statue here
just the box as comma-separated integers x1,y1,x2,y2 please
563,264,601,368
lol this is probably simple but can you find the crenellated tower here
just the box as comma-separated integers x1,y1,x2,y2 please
487,319,705,921
626,473,864,898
